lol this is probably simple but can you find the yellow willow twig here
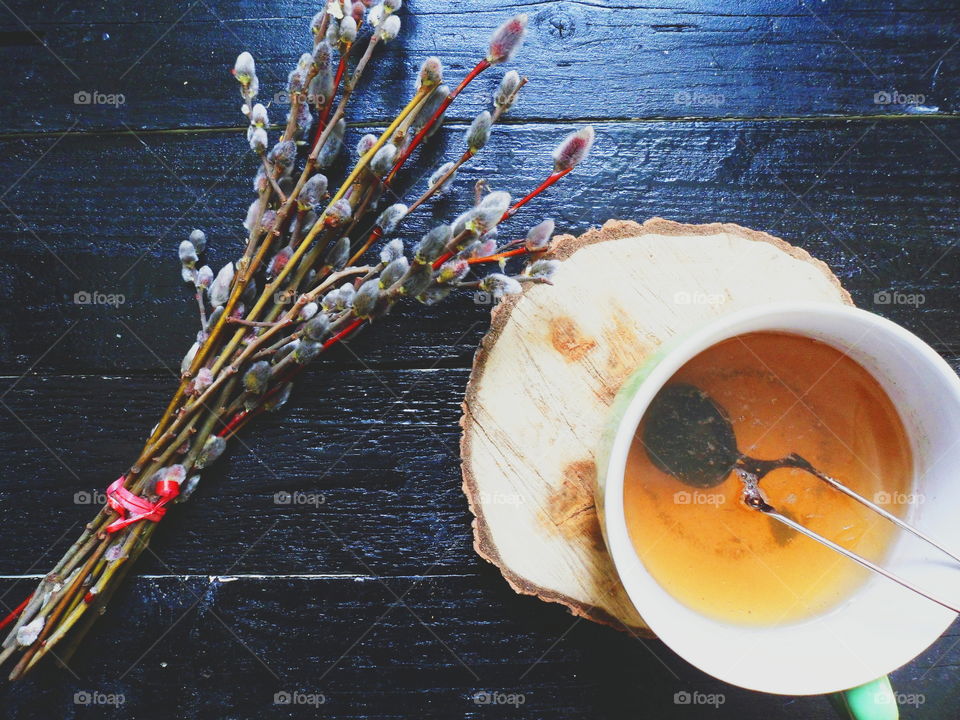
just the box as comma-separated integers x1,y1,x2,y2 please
206,83,435,378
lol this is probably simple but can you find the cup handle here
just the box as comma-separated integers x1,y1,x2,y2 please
829,676,899,720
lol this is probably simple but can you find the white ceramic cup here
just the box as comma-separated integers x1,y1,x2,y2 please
597,302,960,699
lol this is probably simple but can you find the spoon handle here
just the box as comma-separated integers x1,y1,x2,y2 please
785,453,960,566
759,506,960,615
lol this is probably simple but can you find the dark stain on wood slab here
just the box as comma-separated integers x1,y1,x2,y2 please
543,459,604,552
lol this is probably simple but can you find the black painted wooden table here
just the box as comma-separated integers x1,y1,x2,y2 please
1,1,959,718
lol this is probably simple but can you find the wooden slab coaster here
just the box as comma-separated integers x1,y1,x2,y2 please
460,218,853,635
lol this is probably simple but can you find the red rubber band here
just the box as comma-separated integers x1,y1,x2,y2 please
104,476,179,533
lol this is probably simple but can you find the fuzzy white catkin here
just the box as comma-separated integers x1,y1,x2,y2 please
356,133,377,157
194,367,214,392
341,17,358,43
181,341,200,374
243,199,260,231
189,229,207,253
428,162,456,195
16,617,44,647
380,238,405,264
379,256,409,288
417,57,443,88
378,14,401,41
487,15,528,65
250,103,268,126
494,70,522,110
466,111,492,151
481,273,522,298
376,203,407,234
310,10,325,37
196,265,214,289
474,191,511,230
178,240,198,266
178,475,201,503
338,283,356,307
249,127,268,153
525,219,555,251
234,51,256,80
325,19,339,46
370,144,397,177
301,173,328,206
526,259,561,281
209,263,235,307
299,301,318,321
552,126,595,172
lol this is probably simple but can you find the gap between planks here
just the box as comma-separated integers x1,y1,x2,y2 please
0,573,477,581
4,352,960,382
0,364,471,382
0,113,957,141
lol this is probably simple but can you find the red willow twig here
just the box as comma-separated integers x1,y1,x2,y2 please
314,50,351,146
430,124,595,270
0,596,31,633
467,247,529,265
385,59,491,184
218,317,367,439
501,167,572,221
386,13,528,183
430,167,581,270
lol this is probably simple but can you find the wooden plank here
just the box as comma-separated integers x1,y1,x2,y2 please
4,355,960,578
0,1,958,132
1,574,954,718
0,370,475,576
1,119,959,373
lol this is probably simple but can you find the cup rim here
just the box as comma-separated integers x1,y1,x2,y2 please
601,301,960,695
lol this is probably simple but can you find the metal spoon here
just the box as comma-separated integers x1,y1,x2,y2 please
642,383,960,614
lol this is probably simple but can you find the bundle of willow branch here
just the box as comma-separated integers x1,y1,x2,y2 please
0,0,594,679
